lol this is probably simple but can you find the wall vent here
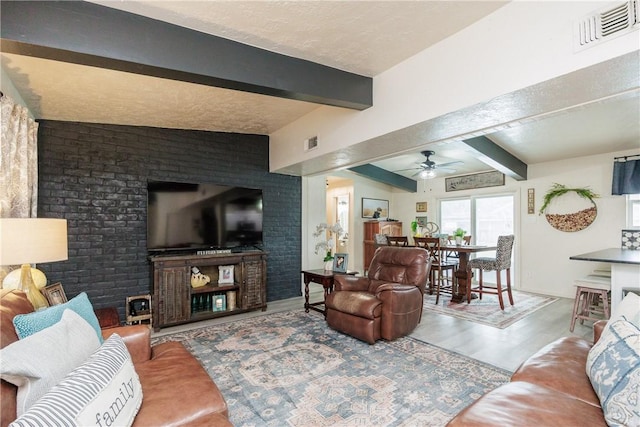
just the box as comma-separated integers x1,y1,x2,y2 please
304,136,318,151
576,0,639,50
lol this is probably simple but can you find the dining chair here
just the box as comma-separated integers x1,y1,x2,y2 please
466,235,515,310
414,237,456,304
387,236,409,246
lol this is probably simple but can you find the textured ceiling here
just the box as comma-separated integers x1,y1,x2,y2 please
2,0,638,181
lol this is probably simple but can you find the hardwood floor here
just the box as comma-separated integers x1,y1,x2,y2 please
152,289,596,373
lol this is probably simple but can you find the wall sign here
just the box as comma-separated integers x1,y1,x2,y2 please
445,171,505,192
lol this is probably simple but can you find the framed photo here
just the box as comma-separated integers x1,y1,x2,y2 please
212,294,227,312
362,198,389,219
416,216,429,227
333,253,348,273
42,282,67,306
218,265,234,284
416,202,427,212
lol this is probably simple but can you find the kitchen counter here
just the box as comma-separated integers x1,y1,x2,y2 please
571,248,640,313
570,248,640,265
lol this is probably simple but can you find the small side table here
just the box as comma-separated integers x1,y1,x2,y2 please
301,269,357,316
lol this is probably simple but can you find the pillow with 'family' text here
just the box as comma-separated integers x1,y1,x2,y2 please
9,334,143,427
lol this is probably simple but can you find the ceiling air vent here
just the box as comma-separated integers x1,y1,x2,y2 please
576,0,639,49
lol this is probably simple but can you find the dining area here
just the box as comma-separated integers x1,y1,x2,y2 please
373,228,516,310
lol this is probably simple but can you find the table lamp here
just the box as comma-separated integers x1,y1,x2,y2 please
0,218,68,310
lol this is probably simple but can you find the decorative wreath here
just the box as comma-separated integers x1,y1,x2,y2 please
539,183,599,232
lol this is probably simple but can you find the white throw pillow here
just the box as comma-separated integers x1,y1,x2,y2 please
0,309,101,415
602,292,640,337
9,334,143,427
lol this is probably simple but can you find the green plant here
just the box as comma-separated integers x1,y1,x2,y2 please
323,250,334,262
453,228,466,237
411,221,418,234
539,183,599,215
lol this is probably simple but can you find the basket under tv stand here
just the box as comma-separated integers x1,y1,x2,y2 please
149,250,267,331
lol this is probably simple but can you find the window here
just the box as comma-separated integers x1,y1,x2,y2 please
629,194,640,228
439,194,514,246
440,194,515,285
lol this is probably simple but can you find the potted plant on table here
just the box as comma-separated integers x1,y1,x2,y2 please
313,222,344,270
453,228,467,245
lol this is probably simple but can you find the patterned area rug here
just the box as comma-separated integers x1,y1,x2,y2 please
423,290,558,329
152,310,510,426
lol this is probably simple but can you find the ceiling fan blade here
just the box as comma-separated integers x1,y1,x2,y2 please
437,160,463,168
394,167,421,172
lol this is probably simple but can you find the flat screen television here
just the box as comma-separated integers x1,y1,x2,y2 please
147,181,263,253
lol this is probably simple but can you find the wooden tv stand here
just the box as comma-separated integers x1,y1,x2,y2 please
149,250,267,331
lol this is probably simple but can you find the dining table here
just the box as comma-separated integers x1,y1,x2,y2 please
438,244,498,302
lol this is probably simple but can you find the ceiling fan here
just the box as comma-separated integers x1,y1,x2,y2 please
396,150,463,179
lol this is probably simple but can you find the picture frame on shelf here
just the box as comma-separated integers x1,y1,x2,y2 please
333,253,348,273
212,294,227,312
218,265,234,284
42,282,67,306
362,198,389,219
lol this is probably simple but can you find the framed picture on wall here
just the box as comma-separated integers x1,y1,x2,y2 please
416,202,427,212
333,253,348,273
362,198,389,219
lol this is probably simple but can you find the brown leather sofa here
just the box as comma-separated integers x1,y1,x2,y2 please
325,246,431,344
447,321,608,426
0,289,231,427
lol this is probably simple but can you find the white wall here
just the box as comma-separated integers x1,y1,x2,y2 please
270,1,639,172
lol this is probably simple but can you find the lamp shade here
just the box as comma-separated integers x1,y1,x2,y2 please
0,218,68,266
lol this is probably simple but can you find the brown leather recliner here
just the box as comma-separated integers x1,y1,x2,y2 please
325,246,431,344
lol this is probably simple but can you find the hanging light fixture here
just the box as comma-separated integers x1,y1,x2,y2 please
420,169,436,179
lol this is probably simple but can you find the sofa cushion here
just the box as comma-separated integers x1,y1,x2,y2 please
13,292,103,343
586,318,640,427
9,334,142,427
511,336,600,407
0,309,101,416
132,341,228,426
446,381,607,427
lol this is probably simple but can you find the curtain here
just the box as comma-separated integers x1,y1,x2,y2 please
612,157,640,195
0,94,39,283
0,94,38,218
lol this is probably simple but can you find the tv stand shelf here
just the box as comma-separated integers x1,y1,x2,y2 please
149,251,267,331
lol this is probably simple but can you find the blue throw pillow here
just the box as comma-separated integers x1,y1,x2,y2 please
13,292,103,343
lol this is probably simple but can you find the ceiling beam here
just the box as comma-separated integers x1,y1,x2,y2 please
0,1,372,110
348,165,417,193
462,136,528,180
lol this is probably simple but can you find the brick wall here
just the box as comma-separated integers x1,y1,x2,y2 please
37,121,301,320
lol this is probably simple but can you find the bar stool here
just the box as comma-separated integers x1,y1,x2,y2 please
569,275,611,332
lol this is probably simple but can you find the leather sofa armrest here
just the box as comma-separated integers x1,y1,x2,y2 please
102,325,152,364
593,320,607,344
334,275,370,292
